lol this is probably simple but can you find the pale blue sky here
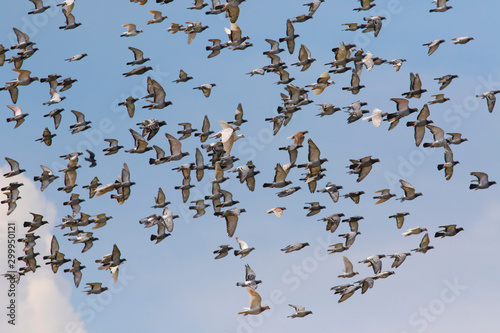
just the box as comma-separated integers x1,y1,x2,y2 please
1,0,499,332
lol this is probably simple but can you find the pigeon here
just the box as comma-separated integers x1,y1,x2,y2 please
429,94,449,105
123,65,153,77
213,245,233,259
411,233,434,253
59,8,81,30
341,216,364,233
316,104,340,117
206,39,226,58
263,163,292,188
33,165,59,191
42,88,66,106
28,0,51,14
446,133,468,145
361,15,386,37
276,186,301,198
406,104,433,146
292,44,316,71
469,172,496,190
281,242,310,253
435,225,464,238
316,182,342,203
82,177,101,198
236,264,262,290
338,256,359,278
402,227,428,237
121,24,143,37
430,0,452,12
84,283,108,295
43,108,64,129
388,253,411,268
386,98,418,131
6,105,28,128
279,19,299,54
185,21,209,44
194,115,214,143
402,72,427,99
64,259,86,287
65,53,87,62
23,213,48,232
348,156,380,182
423,39,445,56
177,123,198,140
189,200,209,218
166,22,185,34
342,70,364,95
354,0,376,11
59,77,77,92
373,189,395,204
388,58,406,71
355,277,375,294
126,47,150,66
437,144,459,180
70,110,91,134
187,0,208,10
215,208,246,237
147,10,167,24
63,193,84,217
287,304,313,318
434,74,458,90
476,90,500,113
362,108,386,128
35,127,56,146
173,69,193,83
343,191,365,204
358,255,386,274
388,212,410,229
334,284,361,303
126,129,152,154
237,287,270,316
327,243,348,254
451,37,473,44
3,158,25,178
423,125,446,148
263,39,284,56
224,22,250,48
234,237,254,258
306,71,334,95
85,150,97,168
319,213,344,234
265,207,286,218
397,179,422,202
304,202,325,217
193,83,216,98
338,231,361,248
265,115,285,136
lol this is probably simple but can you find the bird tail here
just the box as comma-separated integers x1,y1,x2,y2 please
234,250,240,256
262,183,272,188
437,164,444,170
278,37,286,42
23,222,31,228
406,121,415,127
214,212,223,217
150,235,157,241
434,232,444,238
422,143,432,148
42,255,50,260
469,184,478,190
149,158,157,165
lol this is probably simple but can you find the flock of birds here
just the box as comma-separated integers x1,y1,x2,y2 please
1,0,497,321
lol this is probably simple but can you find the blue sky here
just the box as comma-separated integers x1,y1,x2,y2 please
1,0,499,332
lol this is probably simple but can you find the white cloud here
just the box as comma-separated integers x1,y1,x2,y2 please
0,166,87,333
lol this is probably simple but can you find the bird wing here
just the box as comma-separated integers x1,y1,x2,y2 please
226,215,238,237
165,133,182,155
427,125,444,141
343,256,354,273
247,287,262,309
307,138,321,162
236,237,248,250
274,163,287,183
128,46,144,60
